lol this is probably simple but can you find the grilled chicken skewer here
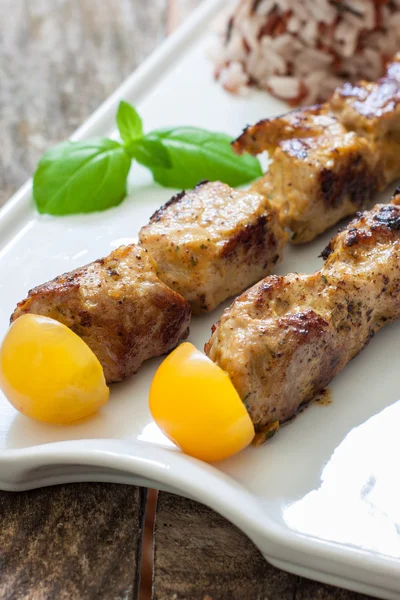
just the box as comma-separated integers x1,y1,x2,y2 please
139,181,287,313
234,54,400,244
205,192,400,436
11,244,191,383
10,184,286,380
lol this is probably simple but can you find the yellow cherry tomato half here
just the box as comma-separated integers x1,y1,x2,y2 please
149,342,254,462
0,314,109,424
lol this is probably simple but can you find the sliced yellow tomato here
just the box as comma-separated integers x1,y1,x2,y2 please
149,342,254,462
0,314,109,424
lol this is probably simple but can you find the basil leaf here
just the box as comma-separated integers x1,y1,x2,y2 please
33,138,132,215
128,137,172,169
116,101,143,145
141,127,262,189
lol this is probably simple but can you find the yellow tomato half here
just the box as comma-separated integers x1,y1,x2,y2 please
0,314,109,424
149,342,254,462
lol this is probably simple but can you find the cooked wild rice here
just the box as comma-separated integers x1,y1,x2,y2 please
211,0,400,104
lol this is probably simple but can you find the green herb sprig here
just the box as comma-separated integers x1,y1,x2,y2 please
33,101,262,215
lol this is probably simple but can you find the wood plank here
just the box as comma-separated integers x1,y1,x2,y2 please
153,492,297,600
0,0,169,207
153,493,376,600
0,483,147,600
296,579,373,600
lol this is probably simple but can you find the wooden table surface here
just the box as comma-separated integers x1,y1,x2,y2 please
0,2,376,598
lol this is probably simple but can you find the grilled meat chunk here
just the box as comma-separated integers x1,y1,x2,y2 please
331,53,400,183
233,55,400,244
139,181,287,313
11,244,191,383
205,197,400,433
237,105,382,243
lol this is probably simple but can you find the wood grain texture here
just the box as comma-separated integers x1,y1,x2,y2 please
153,493,297,600
0,483,147,600
153,493,376,600
296,579,373,600
0,0,169,207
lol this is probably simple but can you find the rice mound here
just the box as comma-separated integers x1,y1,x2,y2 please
211,0,400,105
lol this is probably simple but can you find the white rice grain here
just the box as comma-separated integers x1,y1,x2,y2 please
212,0,400,105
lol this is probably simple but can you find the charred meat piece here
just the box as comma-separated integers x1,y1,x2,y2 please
205,196,400,433
234,104,331,155
233,55,400,244
237,105,382,243
139,181,287,313
11,244,191,383
331,53,400,183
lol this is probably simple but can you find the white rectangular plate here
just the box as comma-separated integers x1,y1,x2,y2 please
1,1,400,597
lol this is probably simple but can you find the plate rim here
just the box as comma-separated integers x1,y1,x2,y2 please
1,439,399,599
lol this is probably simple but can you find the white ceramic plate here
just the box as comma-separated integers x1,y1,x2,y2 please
1,1,400,597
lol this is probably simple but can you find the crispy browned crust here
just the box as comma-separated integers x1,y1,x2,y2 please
148,182,209,225
233,105,324,156
318,153,380,209
205,199,400,432
148,191,186,224
11,244,191,383
321,193,400,260
330,63,400,186
221,213,270,259
333,78,400,120
332,53,400,123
